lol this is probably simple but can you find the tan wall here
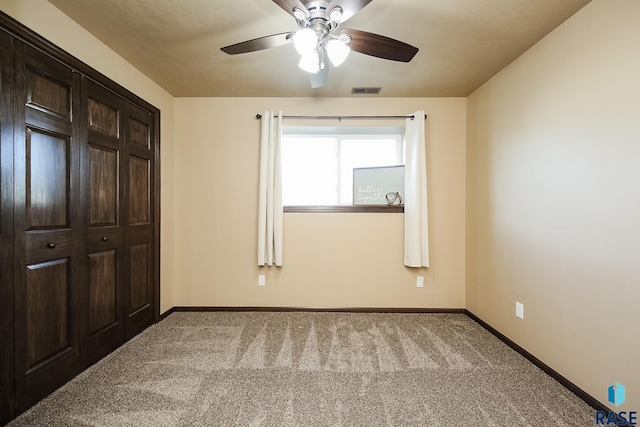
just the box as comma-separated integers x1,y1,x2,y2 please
1,0,177,312
466,0,640,410
174,97,466,308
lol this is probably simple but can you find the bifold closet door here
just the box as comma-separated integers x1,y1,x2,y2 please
0,14,159,420
0,30,15,425
81,80,126,366
13,43,81,411
123,99,155,340
80,79,155,364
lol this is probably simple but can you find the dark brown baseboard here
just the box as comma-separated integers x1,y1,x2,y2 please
159,307,176,320
465,309,616,418
169,306,466,314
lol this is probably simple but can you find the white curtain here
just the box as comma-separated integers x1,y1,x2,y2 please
257,111,284,266
404,111,429,267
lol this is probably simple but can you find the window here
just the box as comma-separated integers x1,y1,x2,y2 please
281,126,404,207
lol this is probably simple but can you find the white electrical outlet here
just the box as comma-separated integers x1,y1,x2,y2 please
258,275,266,287
417,276,424,288
515,302,524,319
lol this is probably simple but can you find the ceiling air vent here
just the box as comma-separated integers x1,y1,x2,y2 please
351,87,382,95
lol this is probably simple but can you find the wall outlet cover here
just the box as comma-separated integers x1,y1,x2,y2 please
258,275,266,286
516,302,524,319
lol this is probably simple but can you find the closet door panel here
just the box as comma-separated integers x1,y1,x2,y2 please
129,242,149,313
26,128,70,228
129,117,150,149
81,80,124,366
26,66,71,120
89,145,118,225
88,97,118,138
26,259,71,367
13,43,81,412
0,30,15,425
87,250,117,333
124,104,154,339
128,155,149,224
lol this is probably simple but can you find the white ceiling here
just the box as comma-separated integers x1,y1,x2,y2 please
47,0,590,97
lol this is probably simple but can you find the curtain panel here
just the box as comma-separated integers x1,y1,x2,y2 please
404,111,430,267
257,111,284,266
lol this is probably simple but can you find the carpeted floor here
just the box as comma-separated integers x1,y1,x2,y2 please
10,312,594,426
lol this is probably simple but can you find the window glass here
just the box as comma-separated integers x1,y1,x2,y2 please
281,136,338,205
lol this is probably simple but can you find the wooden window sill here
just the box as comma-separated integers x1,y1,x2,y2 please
284,205,404,213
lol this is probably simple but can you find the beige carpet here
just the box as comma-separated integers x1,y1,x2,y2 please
10,312,594,426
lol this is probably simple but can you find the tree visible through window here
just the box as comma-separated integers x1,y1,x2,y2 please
281,127,404,206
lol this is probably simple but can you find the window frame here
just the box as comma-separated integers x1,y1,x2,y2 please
281,126,405,213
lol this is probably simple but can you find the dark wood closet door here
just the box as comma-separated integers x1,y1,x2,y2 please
1,13,160,422
79,81,156,362
13,43,81,411
123,102,155,339
0,30,15,425
80,80,125,367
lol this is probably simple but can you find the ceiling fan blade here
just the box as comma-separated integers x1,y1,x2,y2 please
272,0,309,18
326,0,373,23
310,65,329,88
221,32,294,55
340,29,418,62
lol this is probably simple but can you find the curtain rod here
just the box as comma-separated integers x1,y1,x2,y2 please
255,113,427,121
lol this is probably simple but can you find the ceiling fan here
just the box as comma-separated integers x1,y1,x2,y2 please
220,0,419,88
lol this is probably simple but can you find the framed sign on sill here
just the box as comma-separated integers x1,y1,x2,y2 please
353,165,405,206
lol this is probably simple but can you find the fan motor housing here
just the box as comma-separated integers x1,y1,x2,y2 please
297,1,339,35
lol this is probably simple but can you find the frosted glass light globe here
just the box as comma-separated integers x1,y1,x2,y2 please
294,28,318,55
326,39,350,67
298,52,320,73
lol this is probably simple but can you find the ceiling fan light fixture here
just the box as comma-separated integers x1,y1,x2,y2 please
292,8,307,22
299,51,320,73
329,6,344,22
221,0,417,88
338,33,352,44
293,28,318,55
326,39,350,67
